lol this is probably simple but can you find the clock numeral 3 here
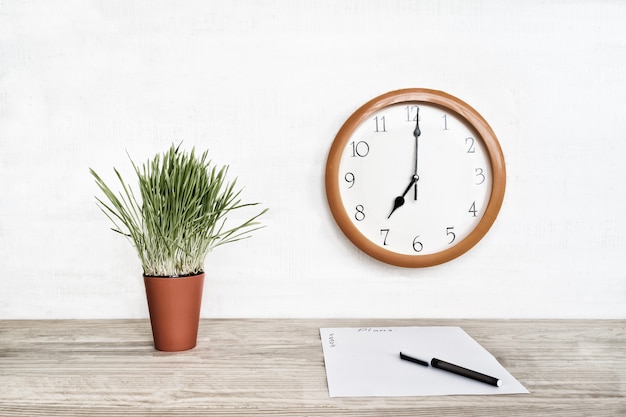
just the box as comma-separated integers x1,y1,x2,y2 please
475,168,486,185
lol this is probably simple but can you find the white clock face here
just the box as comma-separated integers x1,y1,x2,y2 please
337,102,493,256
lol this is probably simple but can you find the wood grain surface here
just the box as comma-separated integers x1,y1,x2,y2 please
0,319,624,416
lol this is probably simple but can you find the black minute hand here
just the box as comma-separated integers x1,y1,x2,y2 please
388,107,421,219
413,106,420,200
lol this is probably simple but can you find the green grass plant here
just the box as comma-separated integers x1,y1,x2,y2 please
90,144,267,277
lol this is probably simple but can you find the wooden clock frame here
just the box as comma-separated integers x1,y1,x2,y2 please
325,88,506,267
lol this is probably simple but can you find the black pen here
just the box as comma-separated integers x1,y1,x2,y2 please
399,352,502,387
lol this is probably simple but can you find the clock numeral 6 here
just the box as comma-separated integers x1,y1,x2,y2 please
354,204,366,221
412,236,423,253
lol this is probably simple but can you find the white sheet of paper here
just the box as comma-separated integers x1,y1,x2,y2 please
320,326,529,397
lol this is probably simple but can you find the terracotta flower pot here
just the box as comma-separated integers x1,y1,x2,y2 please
143,273,205,352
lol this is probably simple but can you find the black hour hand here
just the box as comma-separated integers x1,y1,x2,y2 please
388,175,418,219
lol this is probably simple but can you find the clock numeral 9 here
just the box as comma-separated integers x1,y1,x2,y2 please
354,205,366,221
350,140,369,157
344,172,355,188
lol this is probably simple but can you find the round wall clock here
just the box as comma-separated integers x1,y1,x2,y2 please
325,88,506,267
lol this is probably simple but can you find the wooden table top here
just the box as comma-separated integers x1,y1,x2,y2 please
1,319,624,416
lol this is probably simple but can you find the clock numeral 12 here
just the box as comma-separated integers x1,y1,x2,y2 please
405,105,419,122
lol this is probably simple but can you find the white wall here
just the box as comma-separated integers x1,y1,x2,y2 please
1,0,624,319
